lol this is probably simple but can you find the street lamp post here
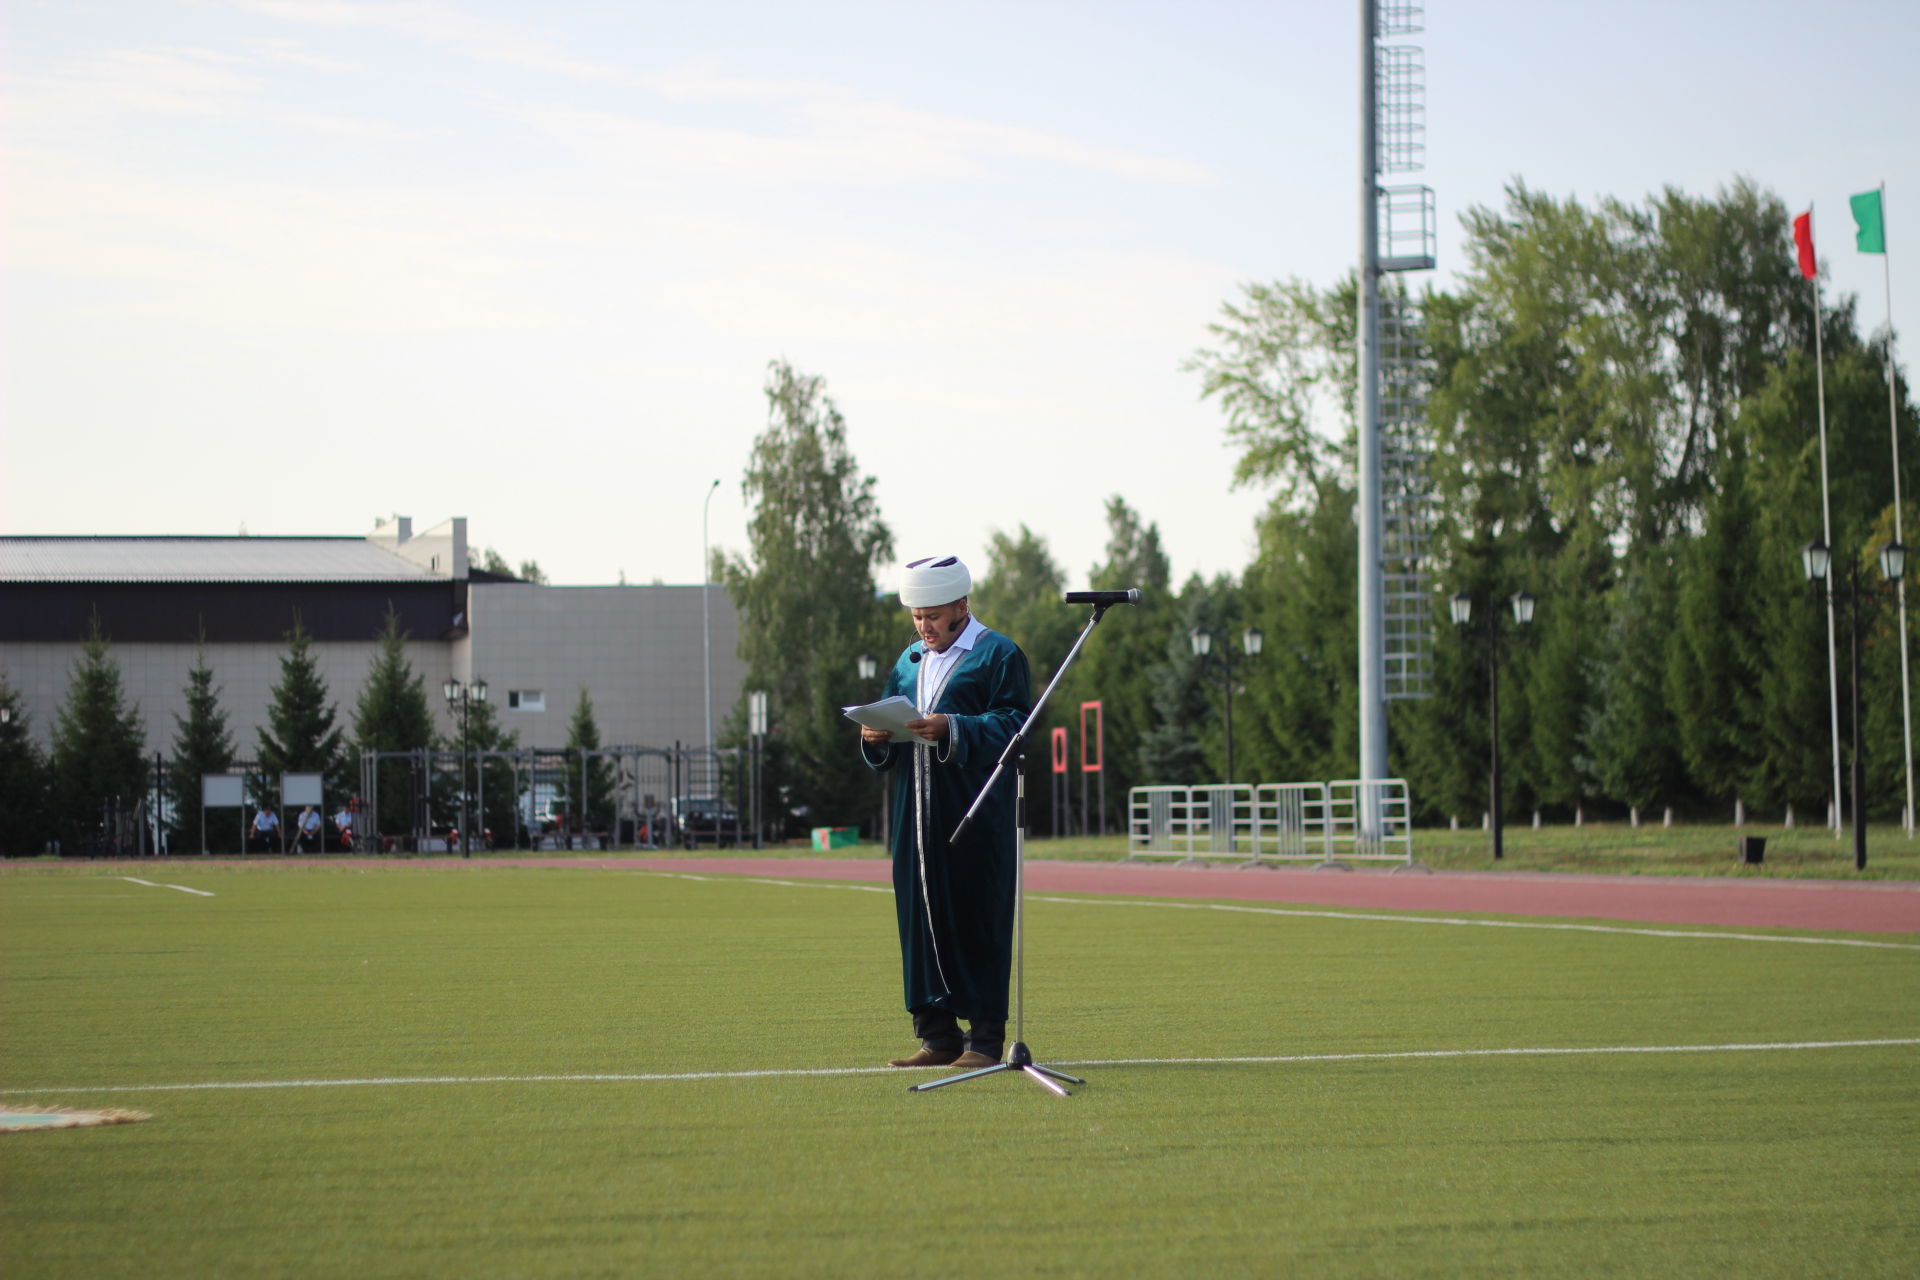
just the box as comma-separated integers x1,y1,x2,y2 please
1190,626,1265,785
1801,539,1905,870
857,654,887,845
1450,590,1534,860
747,688,768,850
702,478,721,753
442,677,488,859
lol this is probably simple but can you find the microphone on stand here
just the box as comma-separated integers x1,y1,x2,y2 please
1063,589,1142,606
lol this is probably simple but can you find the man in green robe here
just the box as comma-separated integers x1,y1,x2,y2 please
860,555,1031,1070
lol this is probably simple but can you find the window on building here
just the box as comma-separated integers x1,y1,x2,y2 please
507,690,545,712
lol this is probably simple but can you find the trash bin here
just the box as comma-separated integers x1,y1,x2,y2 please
1738,836,1766,865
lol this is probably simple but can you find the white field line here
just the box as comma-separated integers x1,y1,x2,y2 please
119,877,214,898
1030,895,1920,950
636,872,1920,950
4,1038,1914,1097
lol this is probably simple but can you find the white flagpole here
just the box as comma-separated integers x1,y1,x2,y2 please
1812,205,1843,836
1877,182,1914,835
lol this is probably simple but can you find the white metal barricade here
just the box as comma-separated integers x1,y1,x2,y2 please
1250,782,1335,864
1126,785,1254,863
1323,778,1415,866
1128,779,1417,868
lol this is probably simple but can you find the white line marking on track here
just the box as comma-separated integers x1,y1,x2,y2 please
1030,896,1920,950
633,871,1920,949
4,1038,1912,1096
119,877,214,897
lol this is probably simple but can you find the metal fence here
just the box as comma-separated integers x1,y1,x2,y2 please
1128,779,1416,868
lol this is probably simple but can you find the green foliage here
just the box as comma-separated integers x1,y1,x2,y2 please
0,677,51,856
461,694,520,841
475,547,546,583
553,687,614,830
1185,275,1358,502
48,617,147,843
1186,177,1917,829
1063,497,1176,826
1238,490,1361,789
166,642,238,853
351,608,437,836
255,617,350,803
971,525,1081,826
720,360,895,828
1587,559,1682,811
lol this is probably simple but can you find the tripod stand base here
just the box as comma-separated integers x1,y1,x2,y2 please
907,1042,1085,1095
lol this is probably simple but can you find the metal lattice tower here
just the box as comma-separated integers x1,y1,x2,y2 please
1379,290,1436,698
1357,0,1440,783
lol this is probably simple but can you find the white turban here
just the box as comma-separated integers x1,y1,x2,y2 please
897,555,971,608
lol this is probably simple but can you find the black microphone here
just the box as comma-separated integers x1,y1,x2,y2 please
909,650,922,663
1063,589,1142,606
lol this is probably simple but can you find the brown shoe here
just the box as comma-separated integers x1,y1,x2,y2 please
887,1046,961,1068
949,1050,999,1070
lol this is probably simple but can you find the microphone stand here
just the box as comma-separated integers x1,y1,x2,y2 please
910,595,1129,1096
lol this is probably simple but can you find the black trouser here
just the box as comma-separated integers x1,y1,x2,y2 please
911,1005,1006,1061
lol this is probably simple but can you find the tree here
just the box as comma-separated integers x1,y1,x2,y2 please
719,360,896,828
351,607,438,838
554,687,614,831
49,618,147,849
167,640,238,853
1065,497,1175,825
1185,275,1357,505
1587,558,1683,815
1139,573,1231,787
0,676,52,856
475,546,547,584
971,526,1083,830
1239,489,1361,791
463,694,520,844
256,617,349,804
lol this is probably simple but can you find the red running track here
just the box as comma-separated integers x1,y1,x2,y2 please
599,857,1920,935
123,855,1920,934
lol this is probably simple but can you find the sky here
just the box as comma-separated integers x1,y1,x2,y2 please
4,0,1916,592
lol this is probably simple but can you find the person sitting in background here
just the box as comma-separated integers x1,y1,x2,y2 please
249,806,280,854
334,805,355,851
293,805,322,853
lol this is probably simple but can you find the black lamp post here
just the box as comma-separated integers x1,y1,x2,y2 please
441,677,488,858
857,654,887,843
1190,626,1265,785
1801,539,1905,870
1450,589,1535,860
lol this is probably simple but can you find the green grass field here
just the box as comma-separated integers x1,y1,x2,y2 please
3,863,1916,1277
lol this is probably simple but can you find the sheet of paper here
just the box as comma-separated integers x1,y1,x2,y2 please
842,695,920,736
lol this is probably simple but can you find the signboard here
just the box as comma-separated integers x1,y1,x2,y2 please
748,690,769,737
1051,726,1068,774
1079,701,1104,773
201,774,246,808
281,772,324,807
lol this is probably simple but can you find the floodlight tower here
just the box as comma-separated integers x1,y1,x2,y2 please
1357,0,1439,786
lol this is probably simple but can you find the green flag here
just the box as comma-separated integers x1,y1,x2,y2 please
1851,188,1886,253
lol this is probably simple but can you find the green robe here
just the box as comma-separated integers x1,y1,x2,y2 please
861,624,1031,1023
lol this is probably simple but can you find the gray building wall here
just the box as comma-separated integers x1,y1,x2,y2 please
462,583,744,750
1,587,743,758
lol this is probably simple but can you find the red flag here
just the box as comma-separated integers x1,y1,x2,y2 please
1793,210,1817,280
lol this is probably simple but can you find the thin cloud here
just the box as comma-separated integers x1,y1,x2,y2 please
225,0,626,82
515,90,1213,189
